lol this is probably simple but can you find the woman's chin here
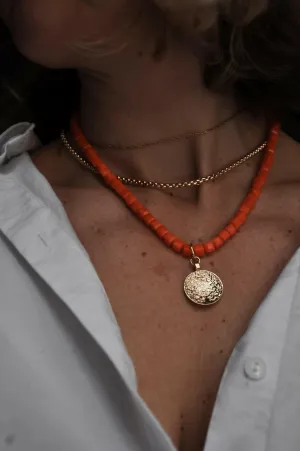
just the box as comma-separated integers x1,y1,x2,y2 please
11,33,72,69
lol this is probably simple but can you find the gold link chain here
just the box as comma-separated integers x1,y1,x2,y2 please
61,130,267,189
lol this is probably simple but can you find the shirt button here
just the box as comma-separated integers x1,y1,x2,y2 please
244,357,267,381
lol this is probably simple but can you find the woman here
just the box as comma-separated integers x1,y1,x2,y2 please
0,1,299,450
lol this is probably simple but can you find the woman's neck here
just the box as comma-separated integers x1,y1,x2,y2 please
76,18,264,190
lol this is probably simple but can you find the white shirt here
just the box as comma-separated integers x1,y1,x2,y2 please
0,123,299,451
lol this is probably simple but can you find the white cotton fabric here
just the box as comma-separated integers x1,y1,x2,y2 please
0,123,299,451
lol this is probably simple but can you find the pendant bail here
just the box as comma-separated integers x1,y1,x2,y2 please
190,245,201,271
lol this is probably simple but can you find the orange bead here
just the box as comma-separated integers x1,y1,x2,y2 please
239,204,251,214
194,244,205,257
131,202,143,214
243,194,257,210
219,229,231,241
253,173,268,190
144,214,155,226
251,188,261,198
117,187,130,198
231,213,246,230
98,162,108,172
172,239,184,254
225,224,237,237
110,179,122,191
99,167,110,178
252,178,263,191
106,173,118,186
213,236,224,249
204,241,216,254
151,220,162,232
237,211,247,223
182,244,192,258
163,232,176,247
269,135,278,147
122,192,132,202
77,136,86,149
258,170,268,181
137,209,149,219
124,193,136,206
263,153,275,167
157,225,169,239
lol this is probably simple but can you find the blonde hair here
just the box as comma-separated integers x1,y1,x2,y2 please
153,0,300,114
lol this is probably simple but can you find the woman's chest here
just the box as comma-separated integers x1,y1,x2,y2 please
56,186,299,451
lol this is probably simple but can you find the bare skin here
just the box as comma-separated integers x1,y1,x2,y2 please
2,0,300,449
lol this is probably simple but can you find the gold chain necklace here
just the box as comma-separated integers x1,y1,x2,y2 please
60,130,267,189
85,111,240,151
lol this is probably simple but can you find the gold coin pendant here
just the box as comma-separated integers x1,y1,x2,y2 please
184,269,224,306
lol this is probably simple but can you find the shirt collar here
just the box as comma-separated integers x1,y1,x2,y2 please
0,122,39,163
0,123,137,389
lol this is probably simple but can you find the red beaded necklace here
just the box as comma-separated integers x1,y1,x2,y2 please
70,117,280,306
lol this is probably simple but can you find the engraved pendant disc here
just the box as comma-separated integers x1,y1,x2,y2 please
184,270,223,306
